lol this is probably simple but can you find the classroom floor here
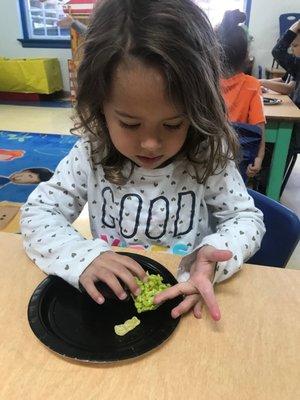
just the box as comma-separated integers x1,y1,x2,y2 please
1,103,299,269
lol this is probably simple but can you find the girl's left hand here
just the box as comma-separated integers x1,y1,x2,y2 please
246,157,263,177
154,245,232,320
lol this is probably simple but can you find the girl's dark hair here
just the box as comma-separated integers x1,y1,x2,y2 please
75,0,239,184
215,9,248,74
24,168,54,182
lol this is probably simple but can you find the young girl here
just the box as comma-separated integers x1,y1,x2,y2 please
270,19,300,108
259,20,300,194
215,10,266,180
21,0,265,321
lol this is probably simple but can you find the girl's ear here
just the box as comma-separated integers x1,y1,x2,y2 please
99,113,108,129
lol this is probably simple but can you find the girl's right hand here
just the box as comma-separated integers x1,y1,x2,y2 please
79,251,147,304
290,19,300,33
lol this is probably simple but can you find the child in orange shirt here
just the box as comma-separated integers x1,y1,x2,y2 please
216,10,265,180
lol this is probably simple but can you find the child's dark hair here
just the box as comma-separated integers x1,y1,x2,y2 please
75,0,239,184
215,9,248,74
24,168,54,182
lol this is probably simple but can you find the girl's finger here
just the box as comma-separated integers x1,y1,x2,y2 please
93,269,128,300
211,249,232,262
197,280,221,321
109,264,141,296
154,281,196,305
114,254,147,281
171,294,200,318
193,299,203,319
80,278,105,305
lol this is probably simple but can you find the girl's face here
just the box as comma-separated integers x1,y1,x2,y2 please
10,171,40,184
103,59,190,169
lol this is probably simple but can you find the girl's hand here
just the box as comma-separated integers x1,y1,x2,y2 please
57,15,74,29
246,157,263,177
79,251,147,304
154,246,232,320
290,19,300,33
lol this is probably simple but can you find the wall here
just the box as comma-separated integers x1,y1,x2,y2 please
249,0,299,77
0,0,72,91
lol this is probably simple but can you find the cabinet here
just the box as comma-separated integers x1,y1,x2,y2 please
64,0,97,102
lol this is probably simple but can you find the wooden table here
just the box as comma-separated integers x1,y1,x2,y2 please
1,232,299,400
264,93,300,201
265,67,286,80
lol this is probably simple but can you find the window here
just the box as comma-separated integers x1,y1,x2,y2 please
18,0,71,48
195,0,250,27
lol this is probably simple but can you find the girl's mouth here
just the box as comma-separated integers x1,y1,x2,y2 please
136,155,163,165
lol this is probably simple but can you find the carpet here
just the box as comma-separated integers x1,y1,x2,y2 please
0,130,78,203
0,100,72,108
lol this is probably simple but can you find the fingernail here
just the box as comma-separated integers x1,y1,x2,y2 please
119,292,127,300
172,311,179,319
143,276,148,283
134,288,141,296
97,297,104,304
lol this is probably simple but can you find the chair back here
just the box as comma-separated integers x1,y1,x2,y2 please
247,189,300,268
279,13,300,36
233,123,262,164
232,123,262,182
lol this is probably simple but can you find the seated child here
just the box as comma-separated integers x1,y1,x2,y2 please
21,0,265,321
215,10,266,181
259,19,300,194
271,19,300,108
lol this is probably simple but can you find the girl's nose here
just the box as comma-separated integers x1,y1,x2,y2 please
140,134,162,152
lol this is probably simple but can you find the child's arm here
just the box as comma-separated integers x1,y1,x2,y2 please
155,161,265,319
272,20,300,76
246,123,265,178
21,139,146,300
71,19,88,35
57,15,87,35
190,161,265,282
259,79,295,95
20,140,110,288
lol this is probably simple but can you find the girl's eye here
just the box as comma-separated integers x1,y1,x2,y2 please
164,122,183,130
119,121,140,129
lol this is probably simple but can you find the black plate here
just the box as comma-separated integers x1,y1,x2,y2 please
28,252,182,363
263,97,282,105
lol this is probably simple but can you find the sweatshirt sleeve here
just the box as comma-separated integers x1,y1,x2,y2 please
272,30,300,76
178,161,265,284
20,139,111,289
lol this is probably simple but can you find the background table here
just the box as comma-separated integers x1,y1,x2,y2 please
264,93,300,201
264,67,286,80
0,232,299,400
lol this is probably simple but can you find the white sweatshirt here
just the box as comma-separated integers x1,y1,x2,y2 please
21,139,265,288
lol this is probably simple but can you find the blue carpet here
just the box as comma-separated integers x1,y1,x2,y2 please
0,130,78,202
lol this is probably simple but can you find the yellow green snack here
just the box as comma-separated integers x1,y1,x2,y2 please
134,273,171,313
114,316,141,336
